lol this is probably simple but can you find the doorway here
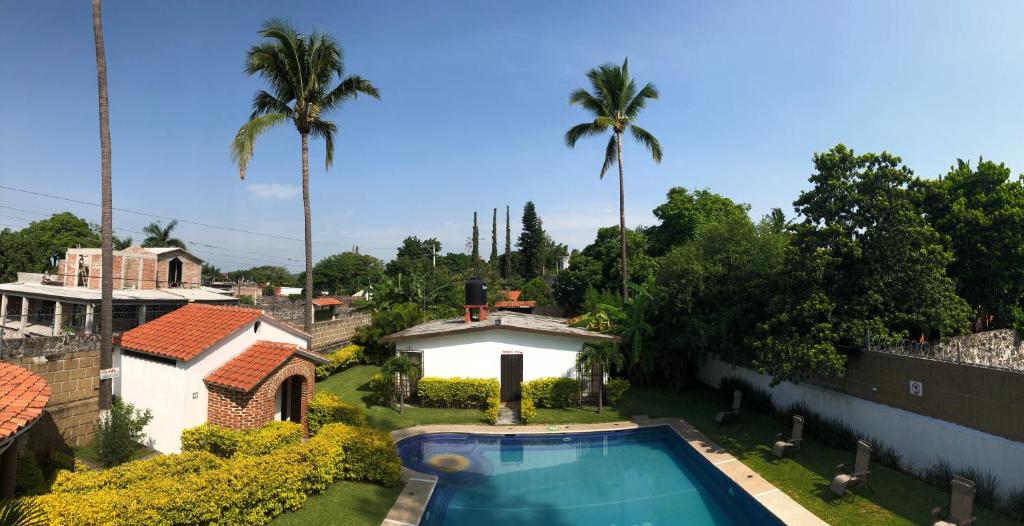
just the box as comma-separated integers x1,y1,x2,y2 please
500,353,523,402
278,375,303,423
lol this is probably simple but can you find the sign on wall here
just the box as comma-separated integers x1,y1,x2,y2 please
909,380,923,397
99,367,119,380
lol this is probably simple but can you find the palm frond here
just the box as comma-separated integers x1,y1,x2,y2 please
564,121,608,148
258,18,306,101
230,113,287,179
629,124,662,163
310,119,338,169
250,90,294,120
624,82,659,119
245,43,295,100
321,75,381,113
601,134,618,179
0,498,46,526
568,88,605,117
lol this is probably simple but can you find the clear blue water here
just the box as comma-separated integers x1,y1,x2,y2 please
397,426,784,526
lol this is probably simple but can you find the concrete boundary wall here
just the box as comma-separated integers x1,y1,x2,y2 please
698,356,1024,496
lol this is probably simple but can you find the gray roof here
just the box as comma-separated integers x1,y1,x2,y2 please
382,311,618,343
0,282,236,304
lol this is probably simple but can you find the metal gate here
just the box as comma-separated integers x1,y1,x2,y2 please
399,351,423,400
578,362,603,404
500,353,523,401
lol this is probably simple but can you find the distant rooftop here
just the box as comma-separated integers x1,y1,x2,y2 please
382,311,617,343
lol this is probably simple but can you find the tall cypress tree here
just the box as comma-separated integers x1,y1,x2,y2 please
504,205,512,280
490,208,498,263
516,201,545,280
471,211,480,266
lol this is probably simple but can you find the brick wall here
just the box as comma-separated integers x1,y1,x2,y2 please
310,314,371,351
1,335,101,449
810,351,1024,442
207,356,315,433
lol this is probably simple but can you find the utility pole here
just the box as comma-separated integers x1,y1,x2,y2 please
431,242,436,268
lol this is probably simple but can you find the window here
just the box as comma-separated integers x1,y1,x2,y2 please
76,255,89,287
167,258,183,288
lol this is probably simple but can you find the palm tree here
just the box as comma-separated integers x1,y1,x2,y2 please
577,341,624,414
231,19,379,333
565,59,662,302
383,354,420,414
91,0,114,415
0,499,46,526
141,220,185,248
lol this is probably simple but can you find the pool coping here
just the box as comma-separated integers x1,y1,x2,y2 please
381,417,827,526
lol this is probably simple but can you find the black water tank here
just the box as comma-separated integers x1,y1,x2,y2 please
465,277,487,305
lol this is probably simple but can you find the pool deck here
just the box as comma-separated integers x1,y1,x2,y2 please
381,417,827,526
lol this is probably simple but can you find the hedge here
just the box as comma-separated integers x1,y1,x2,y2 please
315,344,363,380
369,372,397,406
605,378,631,405
521,377,579,408
180,422,303,459
308,391,368,434
519,384,537,424
484,394,501,424
37,423,401,526
417,377,499,409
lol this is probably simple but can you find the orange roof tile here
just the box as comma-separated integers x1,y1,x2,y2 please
0,363,51,441
119,304,264,361
498,290,522,301
312,297,344,307
495,300,537,308
204,341,325,392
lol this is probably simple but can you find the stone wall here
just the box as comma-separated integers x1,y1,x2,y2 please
1,335,101,449
810,350,1024,442
256,296,307,326
310,314,371,351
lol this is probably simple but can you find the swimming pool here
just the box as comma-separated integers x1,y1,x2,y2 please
397,426,785,525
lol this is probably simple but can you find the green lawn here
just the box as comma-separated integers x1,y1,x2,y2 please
272,365,1019,526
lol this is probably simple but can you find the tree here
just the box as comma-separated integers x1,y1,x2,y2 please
576,341,623,414
490,208,498,264
92,0,114,414
553,226,657,312
227,265,297,286
647,187,751,256
520,277,553,306
471,211,480,267
503,205,512,281
382,353,420,414
232,19,379,332
313,251,383,295
141,220,185,248
565,59,662,302
0,213,101,282
516,201,546,279
914,158,1024,331
201,263,223,284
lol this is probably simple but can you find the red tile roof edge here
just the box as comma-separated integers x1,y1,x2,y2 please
203,342,328,393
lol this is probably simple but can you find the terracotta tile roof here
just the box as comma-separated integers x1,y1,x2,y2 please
499,290,523,301
312,297,344,307
204,341,326,392
495,300,537,308
0,363,51,440
118,304,264,361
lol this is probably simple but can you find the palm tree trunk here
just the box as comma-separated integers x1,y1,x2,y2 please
616,131,629,303
301,132,313,333
92,0,113,413
399,373,405,414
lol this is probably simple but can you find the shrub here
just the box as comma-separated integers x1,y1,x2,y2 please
95,397,153,467
1002,485,1024,522
484,394,501,425
521,377,579,408
181,424,241,458
417,377,499,409
235,422,303,457
605,378,630,405
368,372,397,406
719,376,774,414
957,466,999,509
38,423,400,526
14,450,47,496
921,459,954,490
315,344,363,380
308,392,368,434
519,384,537,424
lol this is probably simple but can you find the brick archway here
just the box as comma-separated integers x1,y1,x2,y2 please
207,356,315,433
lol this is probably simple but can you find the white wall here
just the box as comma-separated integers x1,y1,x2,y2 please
395,330,585,386
116,318,308,453
698,356,1024,495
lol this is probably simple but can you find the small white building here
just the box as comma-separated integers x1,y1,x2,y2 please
382,311,617,402
114,304,327,453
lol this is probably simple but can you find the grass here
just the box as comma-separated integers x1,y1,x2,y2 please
275,365,1021,526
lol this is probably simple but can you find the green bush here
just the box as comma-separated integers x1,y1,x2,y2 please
519,383,537,424
484,394,501,425
95,397,154,467
39,423,400,526
181,422,303,459
14,449,47,496
521,377,579,408
719,376,774,414
368,372,397,406
315,344,363,380
417,377,499,409
605,378,631,405
308,391,368,434
1003,485,1024,522
957,466,999,509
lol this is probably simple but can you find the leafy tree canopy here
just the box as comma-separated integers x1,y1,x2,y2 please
226,265,298,286
648,187,751,256
313,251,383,295
0,213,101,282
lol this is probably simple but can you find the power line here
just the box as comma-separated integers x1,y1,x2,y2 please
0,184,350,248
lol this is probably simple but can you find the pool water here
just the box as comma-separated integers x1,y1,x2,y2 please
397,426,784,526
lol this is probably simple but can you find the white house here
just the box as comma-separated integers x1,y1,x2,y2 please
382,311,617,402
113,304,327,453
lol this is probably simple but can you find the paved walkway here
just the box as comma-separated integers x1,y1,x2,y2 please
495,401,520,425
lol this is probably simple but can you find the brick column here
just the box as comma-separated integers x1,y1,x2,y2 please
53,301,63,335
18,297,29,337
85,303,94,335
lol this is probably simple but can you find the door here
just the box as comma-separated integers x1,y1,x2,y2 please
500,353,523,402
399,351,423,400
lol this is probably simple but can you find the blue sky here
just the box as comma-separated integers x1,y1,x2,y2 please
1,1,1023,271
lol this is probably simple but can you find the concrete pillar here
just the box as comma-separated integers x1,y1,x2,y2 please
0,434,26,499
0,294,7,332
53,301,63,336
85,303,95,335
137,304,147,326
18,297,29,337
